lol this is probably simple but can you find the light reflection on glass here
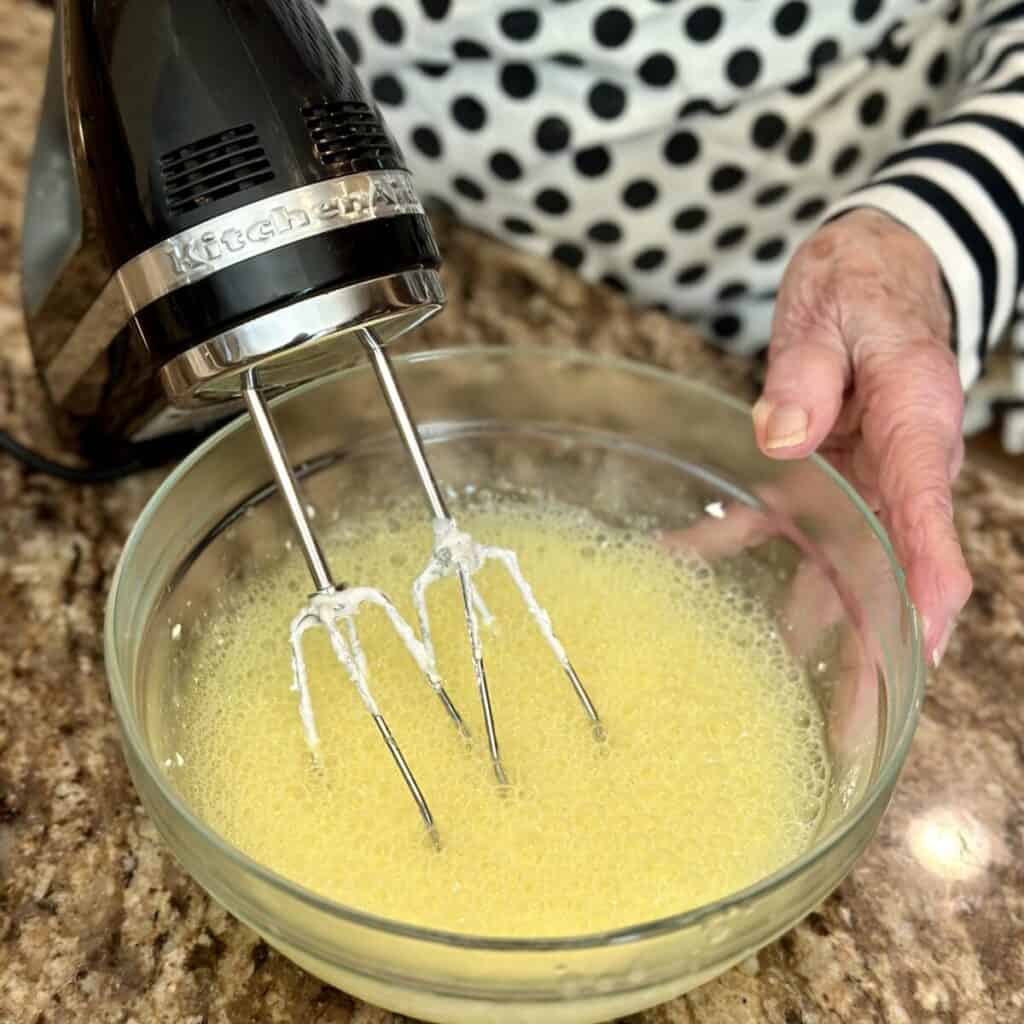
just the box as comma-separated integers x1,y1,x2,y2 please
907,807,991,881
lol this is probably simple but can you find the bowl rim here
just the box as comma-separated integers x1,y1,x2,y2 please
105,343,925,953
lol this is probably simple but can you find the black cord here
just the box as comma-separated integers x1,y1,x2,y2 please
0,427,193,484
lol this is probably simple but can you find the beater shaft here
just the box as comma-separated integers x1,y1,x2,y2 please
242,370,333,593
358,331,449,522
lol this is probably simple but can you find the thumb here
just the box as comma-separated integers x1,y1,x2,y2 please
753,288,851,460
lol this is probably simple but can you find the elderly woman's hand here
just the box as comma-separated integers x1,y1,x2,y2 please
753,208,972,667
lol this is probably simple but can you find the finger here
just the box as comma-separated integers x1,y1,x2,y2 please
779,557,847,661
827,626,881,761
858,340,973,666
847,440,883,510
949,433,965,481
753,295,852,460
660,500,775,562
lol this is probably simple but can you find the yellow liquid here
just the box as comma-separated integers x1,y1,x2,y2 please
173,496,828,937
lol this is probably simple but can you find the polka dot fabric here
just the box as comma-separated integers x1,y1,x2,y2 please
317,1,973,352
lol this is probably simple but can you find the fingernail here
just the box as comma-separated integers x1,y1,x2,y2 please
763,403,809,450
932,619,955,669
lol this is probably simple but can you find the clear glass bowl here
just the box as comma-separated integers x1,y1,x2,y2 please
105,346,924,1024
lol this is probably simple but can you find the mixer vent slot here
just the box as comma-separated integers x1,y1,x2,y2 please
160,125,274,215
303,102,392,168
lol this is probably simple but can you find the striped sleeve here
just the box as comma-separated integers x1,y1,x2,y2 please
825,1,1024,391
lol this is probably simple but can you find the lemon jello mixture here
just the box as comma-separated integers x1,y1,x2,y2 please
171,494,829,936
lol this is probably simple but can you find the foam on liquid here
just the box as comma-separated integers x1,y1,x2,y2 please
173,495,829,937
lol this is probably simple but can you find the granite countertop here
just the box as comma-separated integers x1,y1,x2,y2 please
2,4,1024,1023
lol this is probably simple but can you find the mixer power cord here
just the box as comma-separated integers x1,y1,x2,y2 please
0,427,190,484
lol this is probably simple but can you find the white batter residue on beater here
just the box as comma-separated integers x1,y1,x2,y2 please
286,516,578,759
413,517,574,678
288,586,441,759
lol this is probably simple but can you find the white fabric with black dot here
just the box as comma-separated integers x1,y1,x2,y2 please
313,0,1024,451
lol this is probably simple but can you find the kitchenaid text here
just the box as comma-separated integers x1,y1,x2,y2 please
161,172,423,277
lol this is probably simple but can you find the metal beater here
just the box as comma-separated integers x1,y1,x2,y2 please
242,331,604,845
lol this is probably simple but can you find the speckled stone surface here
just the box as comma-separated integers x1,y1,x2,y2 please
2,5,1023,1023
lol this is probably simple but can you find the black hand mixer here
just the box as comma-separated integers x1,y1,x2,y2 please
19,0,602,844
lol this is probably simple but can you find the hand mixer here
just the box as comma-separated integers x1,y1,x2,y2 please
19,0,603,844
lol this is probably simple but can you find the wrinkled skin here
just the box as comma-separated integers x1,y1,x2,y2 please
752,208,973,667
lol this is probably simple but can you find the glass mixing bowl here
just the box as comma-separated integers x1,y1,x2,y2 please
105,346,924,1024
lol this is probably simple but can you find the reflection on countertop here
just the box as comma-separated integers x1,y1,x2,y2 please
1,2,1023,1022
907,806,994,883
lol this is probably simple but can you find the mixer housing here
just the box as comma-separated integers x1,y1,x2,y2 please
20,0,445,462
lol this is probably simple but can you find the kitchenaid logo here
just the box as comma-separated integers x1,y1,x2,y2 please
160,172,422,277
